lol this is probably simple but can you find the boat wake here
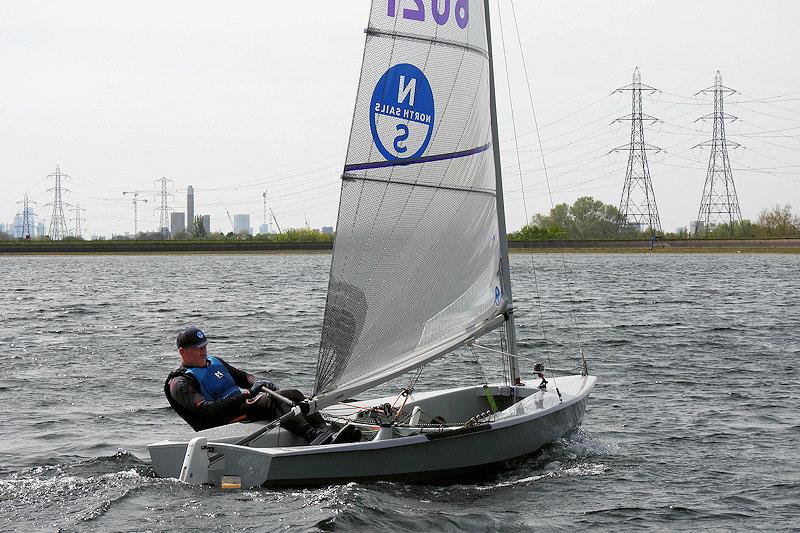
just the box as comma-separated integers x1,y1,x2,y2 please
0,452,158,530
552,427,622,458
476,428,619,490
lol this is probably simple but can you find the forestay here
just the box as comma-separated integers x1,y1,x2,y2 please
314,0,507,407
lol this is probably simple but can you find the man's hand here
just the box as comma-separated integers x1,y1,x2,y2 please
249,379,277,396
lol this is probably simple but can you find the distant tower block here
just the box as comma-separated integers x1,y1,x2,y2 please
46,166,70,240
613,67,662,235
187,185,195,231
695,71,742,235
171,211,186,235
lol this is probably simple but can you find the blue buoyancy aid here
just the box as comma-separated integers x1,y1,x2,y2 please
183,356,241,401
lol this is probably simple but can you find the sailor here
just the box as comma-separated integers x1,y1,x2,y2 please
164,325,333,443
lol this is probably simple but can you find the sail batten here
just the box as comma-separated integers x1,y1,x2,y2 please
314,0,505,405
344,142,491,172
342,173,496,197
365,28,490,58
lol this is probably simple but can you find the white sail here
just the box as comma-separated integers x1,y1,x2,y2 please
314,0,506,407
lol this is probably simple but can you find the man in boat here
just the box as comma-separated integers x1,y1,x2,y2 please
164,325,334,443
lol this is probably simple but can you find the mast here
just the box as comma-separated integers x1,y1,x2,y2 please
483,0,519,383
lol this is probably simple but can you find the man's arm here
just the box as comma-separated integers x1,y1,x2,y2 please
168,375,248,426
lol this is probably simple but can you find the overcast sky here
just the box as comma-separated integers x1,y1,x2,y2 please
1,0,799,236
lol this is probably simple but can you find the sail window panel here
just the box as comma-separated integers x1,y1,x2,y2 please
315,178,501,397
416,267,503,351
368,0,489,54
345,36,491,171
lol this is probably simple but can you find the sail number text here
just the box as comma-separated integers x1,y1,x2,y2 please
388,0,469,29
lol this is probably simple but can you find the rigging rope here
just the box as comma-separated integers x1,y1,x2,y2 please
495,0,544,389
392,366,425,419
506,0,588,377
468,340,583,374
496,0,559,384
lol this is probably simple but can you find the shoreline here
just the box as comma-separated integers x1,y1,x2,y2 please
0,238,798,254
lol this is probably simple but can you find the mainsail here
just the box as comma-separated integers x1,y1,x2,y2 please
314,0,510,407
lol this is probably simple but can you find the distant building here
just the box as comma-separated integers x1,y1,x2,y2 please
171,212,186,236
36,222,45,237
258,223,270,235
234,214,251,235
322,226,334,234
12,207,36,238
201,215,211,234
689,221,705,236
186,186,194,231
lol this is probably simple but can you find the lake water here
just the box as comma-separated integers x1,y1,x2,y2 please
0,253,798,532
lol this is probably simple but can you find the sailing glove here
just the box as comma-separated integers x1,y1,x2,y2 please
250,380,277,395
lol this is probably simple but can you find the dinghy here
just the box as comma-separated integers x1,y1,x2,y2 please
148,0,595,488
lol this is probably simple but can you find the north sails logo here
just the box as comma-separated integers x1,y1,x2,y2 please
370,63,434,161
214,371,224,379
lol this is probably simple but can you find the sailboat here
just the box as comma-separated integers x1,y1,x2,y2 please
148,0,595,488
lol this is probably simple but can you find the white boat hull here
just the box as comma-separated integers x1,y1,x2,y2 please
148,375,595,487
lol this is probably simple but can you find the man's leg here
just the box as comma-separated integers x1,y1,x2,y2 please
257,389,330,443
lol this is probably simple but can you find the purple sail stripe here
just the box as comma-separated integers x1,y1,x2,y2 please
344,143,491,172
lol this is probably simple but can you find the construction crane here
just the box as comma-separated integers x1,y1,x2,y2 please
262,190,283,234
217,196,235,232
270,207,282,234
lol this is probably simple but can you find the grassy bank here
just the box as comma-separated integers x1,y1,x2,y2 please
0,240,332,254
508,238,800,253
509,247,800,254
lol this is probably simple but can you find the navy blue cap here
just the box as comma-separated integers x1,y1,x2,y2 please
177,326,209,349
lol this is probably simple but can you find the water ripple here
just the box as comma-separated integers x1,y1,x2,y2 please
0,253,798,531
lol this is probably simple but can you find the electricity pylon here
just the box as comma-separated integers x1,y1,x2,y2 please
16,194,36,239
612,67,662,235
122,190,148,236
154,177,173,238
694,71,742,235
71,203,86,239
46,166,70,240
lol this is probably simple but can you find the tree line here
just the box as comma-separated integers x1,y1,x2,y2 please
507,197,800,240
